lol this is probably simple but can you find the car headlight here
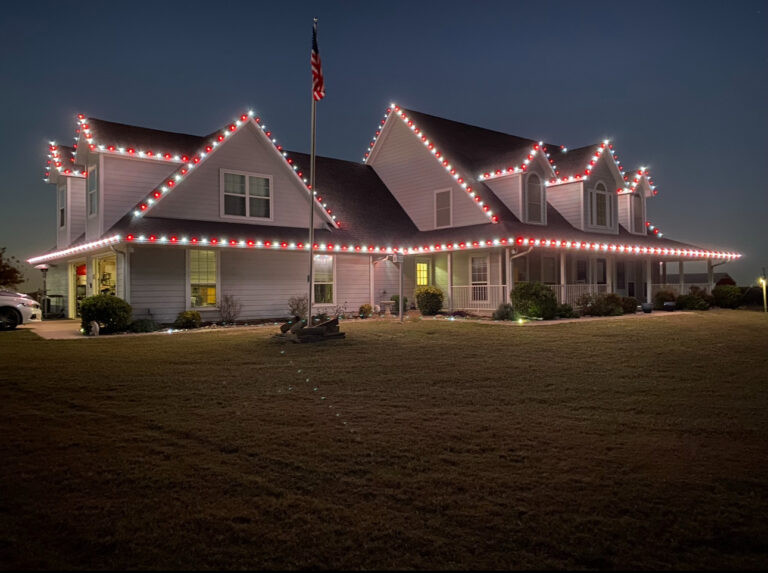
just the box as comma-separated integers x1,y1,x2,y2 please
20,299,39,308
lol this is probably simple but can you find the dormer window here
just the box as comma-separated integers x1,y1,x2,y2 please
221,170,272,220
526,173,544,223
57,181,66,228
435,189,451,228
589,181,613,228
632,193,644,233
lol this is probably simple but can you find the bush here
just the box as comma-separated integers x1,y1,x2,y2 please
288,295,308,318
510,282,558,320
556,303,579,319
174,310,202,329
676,294,710,311
128,318,160,333
218,294,242,323
492,302,515,321
358,303,373,318
80,294,132,335
688,286,715,307
390,294,408,312
653,289,677,310
414,285,444,315
620,296,640,314
741,286,763,307
576,293,623,317
712,285,742,309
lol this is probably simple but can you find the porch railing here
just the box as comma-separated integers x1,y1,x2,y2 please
651,283,712,297
546,283,608,306
449,285,508,312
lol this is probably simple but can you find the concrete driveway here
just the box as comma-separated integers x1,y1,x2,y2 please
22,319,83,340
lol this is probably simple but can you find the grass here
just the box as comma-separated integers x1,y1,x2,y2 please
1,310,767,570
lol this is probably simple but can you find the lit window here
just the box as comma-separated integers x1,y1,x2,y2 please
190,249,217,307
313,255,334,304
435,190,451,228
87,164,98,216
416,262,430,286
471,256,488,301
527,173,543,223
57,182,66,228
222,171,271,219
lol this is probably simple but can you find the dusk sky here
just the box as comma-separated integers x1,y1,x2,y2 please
1,0,766,287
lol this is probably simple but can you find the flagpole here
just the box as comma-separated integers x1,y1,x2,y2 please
307,18,318,323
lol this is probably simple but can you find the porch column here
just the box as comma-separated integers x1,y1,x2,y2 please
559,251,566,304
606,256,614,294
398,256,404,322
678,260,684,295
369,255,375,307
646,258,653,304
447,251,453,312
505,247,511,303
707,259,714,293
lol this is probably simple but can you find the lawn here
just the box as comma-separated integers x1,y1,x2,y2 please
1,310,767,570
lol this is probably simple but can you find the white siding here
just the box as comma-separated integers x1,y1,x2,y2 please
102,156,178,233
148,123,325,229
618,194,631,231
130,246,186,323
369,118,488,230
373,258,401,306
335,255,372,314
545,181,583,230
485,175,523,220
69,178,86,244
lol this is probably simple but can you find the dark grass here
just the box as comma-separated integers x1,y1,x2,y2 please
1,310,767,569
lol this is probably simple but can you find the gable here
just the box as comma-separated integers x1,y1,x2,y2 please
146,122,327,229
586,151,625,191
369,116,490,231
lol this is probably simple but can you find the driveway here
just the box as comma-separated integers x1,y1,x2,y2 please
23,319,83,340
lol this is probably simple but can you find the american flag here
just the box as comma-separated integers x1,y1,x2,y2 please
311,19,325,101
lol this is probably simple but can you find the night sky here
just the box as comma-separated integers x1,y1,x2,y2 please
1,0,766,288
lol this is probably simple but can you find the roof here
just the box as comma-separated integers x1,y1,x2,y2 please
83,118,209,157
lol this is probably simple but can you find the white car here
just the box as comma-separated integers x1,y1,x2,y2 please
0,290,42,330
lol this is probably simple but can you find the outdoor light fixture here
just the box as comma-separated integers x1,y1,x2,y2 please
759,277,767,313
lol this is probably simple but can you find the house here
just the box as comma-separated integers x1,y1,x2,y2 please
30,104,741,322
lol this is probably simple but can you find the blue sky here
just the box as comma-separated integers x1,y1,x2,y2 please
1,0,766,287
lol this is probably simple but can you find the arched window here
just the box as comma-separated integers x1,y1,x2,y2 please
527,173,543,223
590,182,611,227
632,193,644,233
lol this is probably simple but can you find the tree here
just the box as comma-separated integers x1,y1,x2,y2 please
0,248,24,289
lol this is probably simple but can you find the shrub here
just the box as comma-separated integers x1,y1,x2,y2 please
620,296,640,315
688,286,715,307
492,302,515,321
415,285,444,315
556,303,579,319
676,294,710,311
128,318,160,333
390,294,408,312
510,282,558,320
653,289,677,310
741,286,763,307
712,285,742,309
80,294,132,335
288,295,308,318
174,310,202,329
358,303,373,318
218,294,242,323
576,293,623,317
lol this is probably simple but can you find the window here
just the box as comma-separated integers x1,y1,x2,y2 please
526,173,543,223
596,259,606,284
471,256,488,301
632,193,644,233
576,260,588,283
190,249,217,307
57,182,66,228
435,190,451,228
542,256,556,284
416,261,430,286
313,255,334,304
221,170,272,219
617,262,626,290
589,182,611,228
87,164,98,217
